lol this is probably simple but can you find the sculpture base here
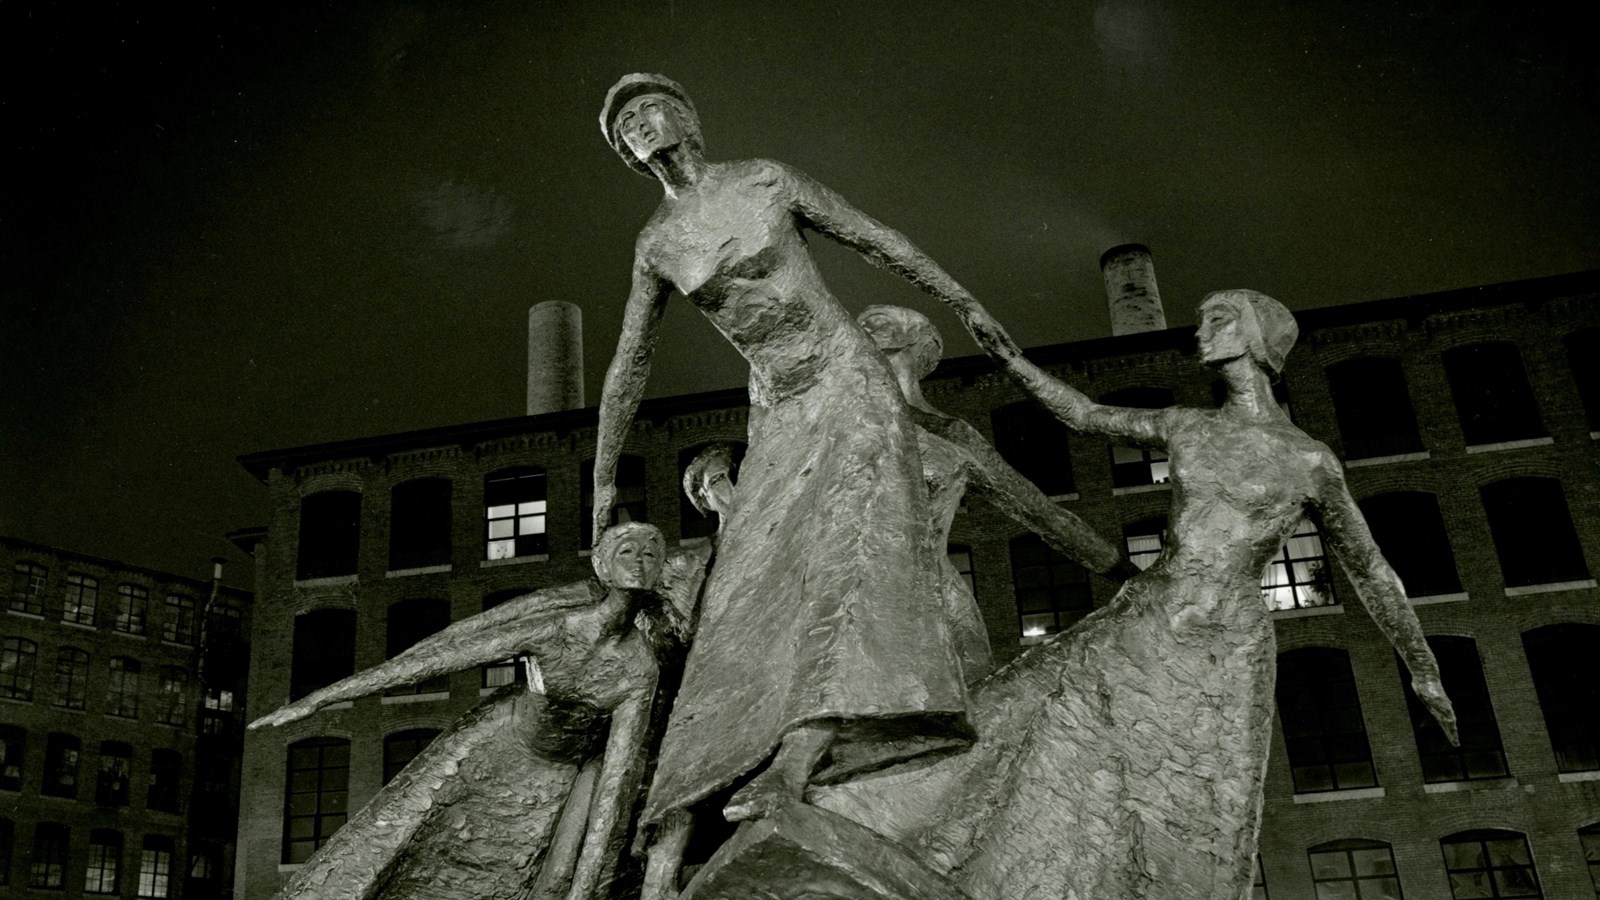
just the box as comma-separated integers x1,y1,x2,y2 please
679,803,969,900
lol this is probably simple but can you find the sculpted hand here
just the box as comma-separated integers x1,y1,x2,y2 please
592,482,617,547
1413,674,1459,746
248,697,320,731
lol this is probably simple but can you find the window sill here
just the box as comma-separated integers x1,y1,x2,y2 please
1424,777,1515,794
112,629,148,640
1503,579,1596,597
0,695,33,705
278,863,305,873
61,620,97,631
295,574,358,587
381,691,450,705
1271,604,1344,620
386,564,453,578
480,555,549,569
161,639,197,649
50,704,86,714
5,609,43,619
1464,436,1553,454
1111,482,1171,497
1558,770,1600,783
1049,493,1081,503
1292,786,1385,804
1411,592,1469,606
1344,450,1430,469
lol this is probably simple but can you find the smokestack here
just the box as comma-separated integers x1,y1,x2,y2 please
1100,243,1167,336
526,301,585,416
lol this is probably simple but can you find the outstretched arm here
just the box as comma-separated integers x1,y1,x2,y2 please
593,248,672,545
566,686,656,900
782,163,1163,445
1310,454,1458,744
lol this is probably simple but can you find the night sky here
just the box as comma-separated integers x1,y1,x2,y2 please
3,1,1596,587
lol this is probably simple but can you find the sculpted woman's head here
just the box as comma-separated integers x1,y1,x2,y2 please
1196,289,1298,380
601,73,704,177
858,305,944,380
593,521,666,591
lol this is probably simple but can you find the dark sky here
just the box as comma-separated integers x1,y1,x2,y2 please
3,1,1596,587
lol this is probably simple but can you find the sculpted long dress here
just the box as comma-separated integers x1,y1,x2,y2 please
641,160,970,824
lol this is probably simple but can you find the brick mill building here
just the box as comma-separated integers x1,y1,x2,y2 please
1,538,252,899
231,264,1600,900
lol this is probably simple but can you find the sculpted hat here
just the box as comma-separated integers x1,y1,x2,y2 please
600,73,701,177
1201,288,1298,378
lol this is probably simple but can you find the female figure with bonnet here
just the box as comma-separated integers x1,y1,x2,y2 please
250,522,695,900
592,74,1014,833
815,290,1458,898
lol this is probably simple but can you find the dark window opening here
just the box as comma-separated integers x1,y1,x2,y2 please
296,490,362,580
1011,534,1092,641
290,609,357,701
385,598,450,696
162,594,198,645
95,741,132,807
1402,637,1506,782
0,637,37,701
106,656,142,719
1443,343,1544,446
0,817,12,885
1441,829,1541,899
63,574,97,626
42,733,81,799
147,749,182,813
1359,492,1462,598
156,667,188,727
390,478,453,570
28,823,68,890
1276,648,1376,793
582,456,648,550
383,729,441,785
947,544,977,598
1523,624,1600,773
9,562,46,616
52,647,89,710
1579,822,1600,896
1308,839,1403,900
1564,328,1600,432
485,468,548,560
1325,357,1423,459
0,726,25,791
990,401,1076,497
114,584,149,635
1481,477,1590,588
1101,387,1173,489
282,738,350,864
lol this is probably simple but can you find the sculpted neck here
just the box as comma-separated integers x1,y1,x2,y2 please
647,146,710,197
1217,356,1287,423
889,355,941,416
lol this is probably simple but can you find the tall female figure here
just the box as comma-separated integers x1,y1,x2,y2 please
591,74,1007,828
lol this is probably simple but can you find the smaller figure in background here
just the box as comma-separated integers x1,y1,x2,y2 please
250,523,700,900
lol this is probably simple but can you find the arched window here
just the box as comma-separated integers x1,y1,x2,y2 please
1123,516,1167,571
0,637,37,701
42,733,81,799
52,647,90,711
678,442,747,540
390,477,453,570
1359,492,1462,598
296,490,362,580
1010,534,1092,641
146,749,182,813
155,667,188,727
290,609,356,701
383,729,442,785
1275,648,1375,793
1480,477,1590,589
28,823,68,890
1262,520,1336,611
485,467,548,560
582,455,648,550
385,598,451,696
1402,637,1506,782
114,583,149,635
95,741,133,807
106,656,142,718
990,401,1076,497
1101,387,1174,489
0,726,23,791
63,573,98,626
1308,839,1402,899
1325,357,1423,459
1440,829,1541,899
1443,343,1545,446
162,594,198,645
9,562,47,616
282,738,350,864
85,828,123,894
481,589,532,689
137,835,175,898
1522,624,1600,773
1578,822,1600,896
1564,328,1600,432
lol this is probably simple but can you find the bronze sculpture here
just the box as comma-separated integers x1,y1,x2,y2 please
251,523,700,900
590,73,1021,832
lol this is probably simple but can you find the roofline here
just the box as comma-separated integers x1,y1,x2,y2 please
238,268,1600,482
0,535,252,599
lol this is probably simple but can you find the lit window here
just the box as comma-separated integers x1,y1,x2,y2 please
1010,534,1092,641
106,657,142,719
1443,343,1545,446
1480,477,1590,589
95,742,132,807
290,609,356,701
1308,839,1403,900
485,468,548,560
481,589,531,689
1440,830,1541,899
390,478,453,570
678,443,747,539
296,490,362,580
1276,648,1376,793
155,667,188,727
384,598,450,696
990,401,1076,496
581,456,648,551
53,648,89,711
1325,357,1423,459
1564,328,1600,432
1101,387,1173,489
1402,637,1507,782
147,750,182,813
947,544,977,598
162,595,197,645
28,823,68,890
114,584,149,635
383,729,441,785
42,733,81,799
85,828,123,894
1579,822,1600,897
137,835,174,898
186,842,221,896
201,688,234,735
0,637,38,701
0,726,24,791
1359,492,1462,598
1123,516,1167,571
63,574,98,626
1261,520,1336,611
9,562,46,616
282,738,350,864
1523,624,1600,773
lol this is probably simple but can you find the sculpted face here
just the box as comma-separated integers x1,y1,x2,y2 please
1196,298,1257,368
858,309,906,351
693,464,735,520
615,93,688,164
597,529,664,591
